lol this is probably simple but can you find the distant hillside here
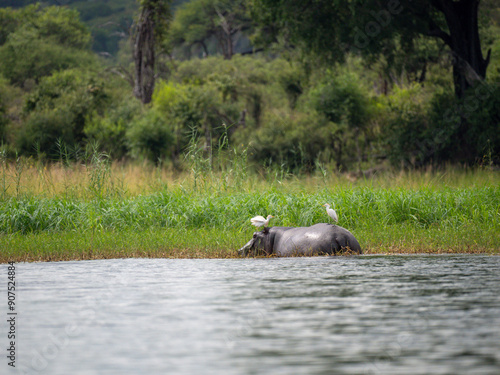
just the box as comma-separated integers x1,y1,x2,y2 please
0,0,191,56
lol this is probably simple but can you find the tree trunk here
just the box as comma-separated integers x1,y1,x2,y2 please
215,7,234,60
335,140,342,171
197,40,209,57
425,0,492,164
431,0,490,98
417,63,427,83
133,6,156,104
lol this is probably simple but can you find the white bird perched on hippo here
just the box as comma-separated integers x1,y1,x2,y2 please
323,203,338,223
250,215,274,229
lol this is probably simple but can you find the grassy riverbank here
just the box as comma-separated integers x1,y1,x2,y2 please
1,162,499,262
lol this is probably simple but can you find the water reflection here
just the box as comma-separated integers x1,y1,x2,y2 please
5,255,500,374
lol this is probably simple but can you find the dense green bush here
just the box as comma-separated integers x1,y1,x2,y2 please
308,71,371,127
303,70,375,169
238,109,331,172
0,5,95,85
171,56,291,122
17,108,79,158
460,81,500,165
17,69,109,158
85,94,141,159
384,85,435,167
31,5,91,48
385,81,500,167
125,108,174,163
152,80,240,159
0,28,95,86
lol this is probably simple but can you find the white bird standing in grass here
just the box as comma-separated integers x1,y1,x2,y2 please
323,204,338,223
250,215,274,228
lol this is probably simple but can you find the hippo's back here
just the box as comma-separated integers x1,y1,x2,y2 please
273,223,361,256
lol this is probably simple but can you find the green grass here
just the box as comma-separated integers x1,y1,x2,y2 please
1,222,497,263
1,173,499,262
0,186,498,233
0,228,239,262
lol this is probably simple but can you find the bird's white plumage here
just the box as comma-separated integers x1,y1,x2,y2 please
250,215,274,227
323,203,338,223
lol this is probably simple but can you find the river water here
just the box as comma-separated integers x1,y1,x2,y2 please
3,255,500,375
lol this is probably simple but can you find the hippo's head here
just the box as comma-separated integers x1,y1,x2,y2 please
238,229,271,257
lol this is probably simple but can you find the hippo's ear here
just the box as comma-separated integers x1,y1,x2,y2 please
263,227,270,234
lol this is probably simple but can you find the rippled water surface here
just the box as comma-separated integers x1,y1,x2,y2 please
3,255,500,374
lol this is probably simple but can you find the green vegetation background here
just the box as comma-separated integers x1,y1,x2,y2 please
0,1,498,169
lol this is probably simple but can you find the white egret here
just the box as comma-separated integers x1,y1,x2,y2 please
250,215,274,228
323,204,338,223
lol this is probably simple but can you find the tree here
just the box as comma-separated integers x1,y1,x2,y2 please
0,5,95,85
250,0,493,99
18,69,110,157
410,0,490,98
168,0,251,60
133,0,171,104
309,71,373,170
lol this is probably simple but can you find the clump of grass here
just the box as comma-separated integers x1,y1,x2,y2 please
86,143,109,199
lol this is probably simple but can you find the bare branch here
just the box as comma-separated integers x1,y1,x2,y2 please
451,51,483,86
108,66,135,87
426,19,452,47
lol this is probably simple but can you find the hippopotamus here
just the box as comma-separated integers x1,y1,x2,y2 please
238,223,362,257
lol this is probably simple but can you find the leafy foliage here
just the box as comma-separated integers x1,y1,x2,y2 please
250,0,494,99
440,82,500,165
384,81,500,167
383,85,437,167
168,0,251,59
243,109,331,172
0,5,95,85
126,108,174,163
17,69,109,158
309,71,371,129
0,1,498,169
85,93,142,159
